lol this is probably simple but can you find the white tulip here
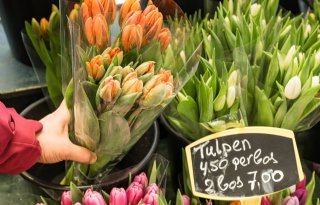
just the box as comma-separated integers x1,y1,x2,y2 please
228,70,238,87
250,3,261,17
312,76,320,87
315,51,320,66
214,95,226,112
180,50,186,64
284,76,301,100
283,45,296,70
227,86,236,108
304,24,312,39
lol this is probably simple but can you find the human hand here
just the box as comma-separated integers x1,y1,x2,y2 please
36,99,97,164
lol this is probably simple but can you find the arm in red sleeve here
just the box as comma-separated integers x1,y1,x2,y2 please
0,101,43,174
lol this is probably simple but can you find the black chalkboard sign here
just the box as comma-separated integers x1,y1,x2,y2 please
185,127,304,201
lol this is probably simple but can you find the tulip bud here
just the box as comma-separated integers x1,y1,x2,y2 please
110,188,127,205
122,10,145,28
119,0,141,27
291,189,307,205
122,76,143,95
109,65,123,76
69,4,80,23
284,76,301,100
102,47,123,65
206,201,213,205
295,175,306,190
146,183,159,194
133,172,149,187
61,191,72,205
121,24,143,51
261,196,272,205
99,76,121,102
227,86,236,108
143,192,158,205
81,1,91,22
84,14,109,50
228,70,238,87
224,17,231,30
122,66,135,78
250,3,261,17
283,46,296,70
143,8,163,45
158,28,171,52
141,82,173,107
214,94,226,111
101,0,116,24
229,201,241,205
135,61,155,76
182,195,190,205
158,69,173,85
75,203,82,205
86,55,105,81
126,182,144,205
92,0,104,17
83,189,107,205
36,203,45,205
31,18,41,38
180,50,186,64
312,76,320,87
142,4,157,16
282,196,299,205
304,24,311,39
40,18,49,37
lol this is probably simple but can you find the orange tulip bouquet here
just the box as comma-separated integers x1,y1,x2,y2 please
60,0,202,185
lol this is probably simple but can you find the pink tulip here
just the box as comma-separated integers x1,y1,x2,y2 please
110,188,127,205
133,172,149,187
282,196,299,205
261,196,272,205
207,201,213,205
61,191,72,205
75,203,82,205
143,192,158,205
126,182,144,205
182,195,190,205
83,189,106,205
295,176,306,190
291,188,307,205
36,203,45,205
145,183,159,194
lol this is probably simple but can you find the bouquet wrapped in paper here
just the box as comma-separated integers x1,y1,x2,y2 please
60,0,202,185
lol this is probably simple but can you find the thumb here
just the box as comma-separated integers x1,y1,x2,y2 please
65,143,97,164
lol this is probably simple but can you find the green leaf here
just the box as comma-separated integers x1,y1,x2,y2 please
102,190,110,204
140,42,162,66
82,81,99,111
281,85,320,130
70,182,84,204
305,172,315,205
177,95,199,122
264,48,280,97
88,111,130,178
274,96,287,127
112,92,142,117
175,189,184,205
197,77,214,122
46,64,63,107
40,196,48,205
122,48,139,66
149,161,157,184
253,86,274,126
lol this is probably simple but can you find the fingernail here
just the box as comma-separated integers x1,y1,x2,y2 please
90,153,97,164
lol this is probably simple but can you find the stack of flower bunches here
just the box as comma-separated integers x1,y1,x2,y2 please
167,0,320,138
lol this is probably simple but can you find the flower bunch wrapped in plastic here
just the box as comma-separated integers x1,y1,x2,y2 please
61,0,201,185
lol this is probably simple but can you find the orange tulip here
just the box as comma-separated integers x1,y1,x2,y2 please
229,201,241,205
102,47,123,65
40,18,49,37
84,14,109,50
122,10,145,28
135,61,155,76
142,4,157,16
122,66,135,78
118,0,141,27
142,7,163,45
99,76,121,103
69,4,79,23
158,28,171,52
121,24,143,51
101,0,116,24
86,55,105,81
122,73,143,95
80,0,103,22
158,69,173,85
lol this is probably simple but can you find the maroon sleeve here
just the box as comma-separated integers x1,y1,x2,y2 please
0,101,43,174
